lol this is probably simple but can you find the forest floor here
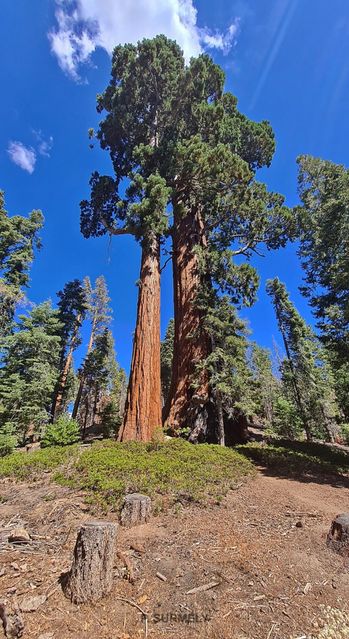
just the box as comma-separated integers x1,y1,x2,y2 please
0,443,348,639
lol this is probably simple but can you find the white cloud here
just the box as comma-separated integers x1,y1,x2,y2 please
33,130,54,157
49,0,239,80
7,142,37,174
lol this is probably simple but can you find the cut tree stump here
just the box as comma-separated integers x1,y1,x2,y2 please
62,521,118,604
327,513,349,556
120,494,151,528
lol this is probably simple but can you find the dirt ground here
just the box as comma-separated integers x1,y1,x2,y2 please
0,467,348,639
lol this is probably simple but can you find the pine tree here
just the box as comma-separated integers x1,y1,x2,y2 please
72,275,112,420
296,155,349,419
249,344,280,427
160,319,174,408
0,191,43,336
0,302,62,443
266,277,339,442
51,279,87,420
77,329,123,438
199,295,255,445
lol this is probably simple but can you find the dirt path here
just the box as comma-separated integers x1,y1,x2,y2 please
0,470,348,639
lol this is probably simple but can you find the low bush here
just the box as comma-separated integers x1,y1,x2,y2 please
0,434,16,457
237,439,349,477
41,415,80,448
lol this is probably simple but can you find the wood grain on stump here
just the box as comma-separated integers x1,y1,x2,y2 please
62,521,118,604
327,513,349,556
120,493,151,527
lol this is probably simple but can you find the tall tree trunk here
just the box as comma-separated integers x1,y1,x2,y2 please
51,313,82,421
118,234,162,441
72,320,95,420
277,310,312,442
163,204,211,440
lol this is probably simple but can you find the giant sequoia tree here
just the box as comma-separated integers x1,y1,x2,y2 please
80,37,179,440
0,191,43,337
82,36,293,442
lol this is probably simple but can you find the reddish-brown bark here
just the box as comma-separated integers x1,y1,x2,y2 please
118,234,162,441
164,205,211,438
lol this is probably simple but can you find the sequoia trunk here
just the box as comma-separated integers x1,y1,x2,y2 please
118,234,162,441
164,205,211,440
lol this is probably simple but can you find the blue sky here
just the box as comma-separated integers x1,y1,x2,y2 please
1,0,349,371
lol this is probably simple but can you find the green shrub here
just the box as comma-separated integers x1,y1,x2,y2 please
42,415,80,448
237,439,349,476
0,434,16,457
272,397,303,439
0,445,78,479
54,438,254,510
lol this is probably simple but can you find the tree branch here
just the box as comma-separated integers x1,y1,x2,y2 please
100,216,133,236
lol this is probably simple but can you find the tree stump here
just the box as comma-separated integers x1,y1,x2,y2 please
120,494,151,527
327,513,349,556
62,521,118,604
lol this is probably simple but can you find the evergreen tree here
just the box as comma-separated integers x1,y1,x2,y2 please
80,36,177,440
51,279,87,420
0,191,43,336
266,277,339,442
82,35,294,443
296,155,349,419
77,329,124,438
160,319,174,407
0,302,62,443
199,295,255,445
249,344,280,427
72,275,112,420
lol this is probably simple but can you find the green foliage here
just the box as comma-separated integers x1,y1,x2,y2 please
0,191,43,336
238,440,349,477
272,396,303,439
296,156,349,420
0,302,62,442
0,434,16,457
0,445,78,479
55,439,254,509
201,295,255,421
42,415,80,448
249,344,280,426
161,319,174,405
266,277,339,442
0,438,254,510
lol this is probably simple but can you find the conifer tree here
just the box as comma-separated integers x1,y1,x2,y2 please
82,36,293,442
80,36,179,440
72,275,112,419
0,191,43,336
249,344,280,427
77,329,123,438
266,277,339,442
160,319,174,408
296,155,349,419
51,279,87,420
0,302,62,443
